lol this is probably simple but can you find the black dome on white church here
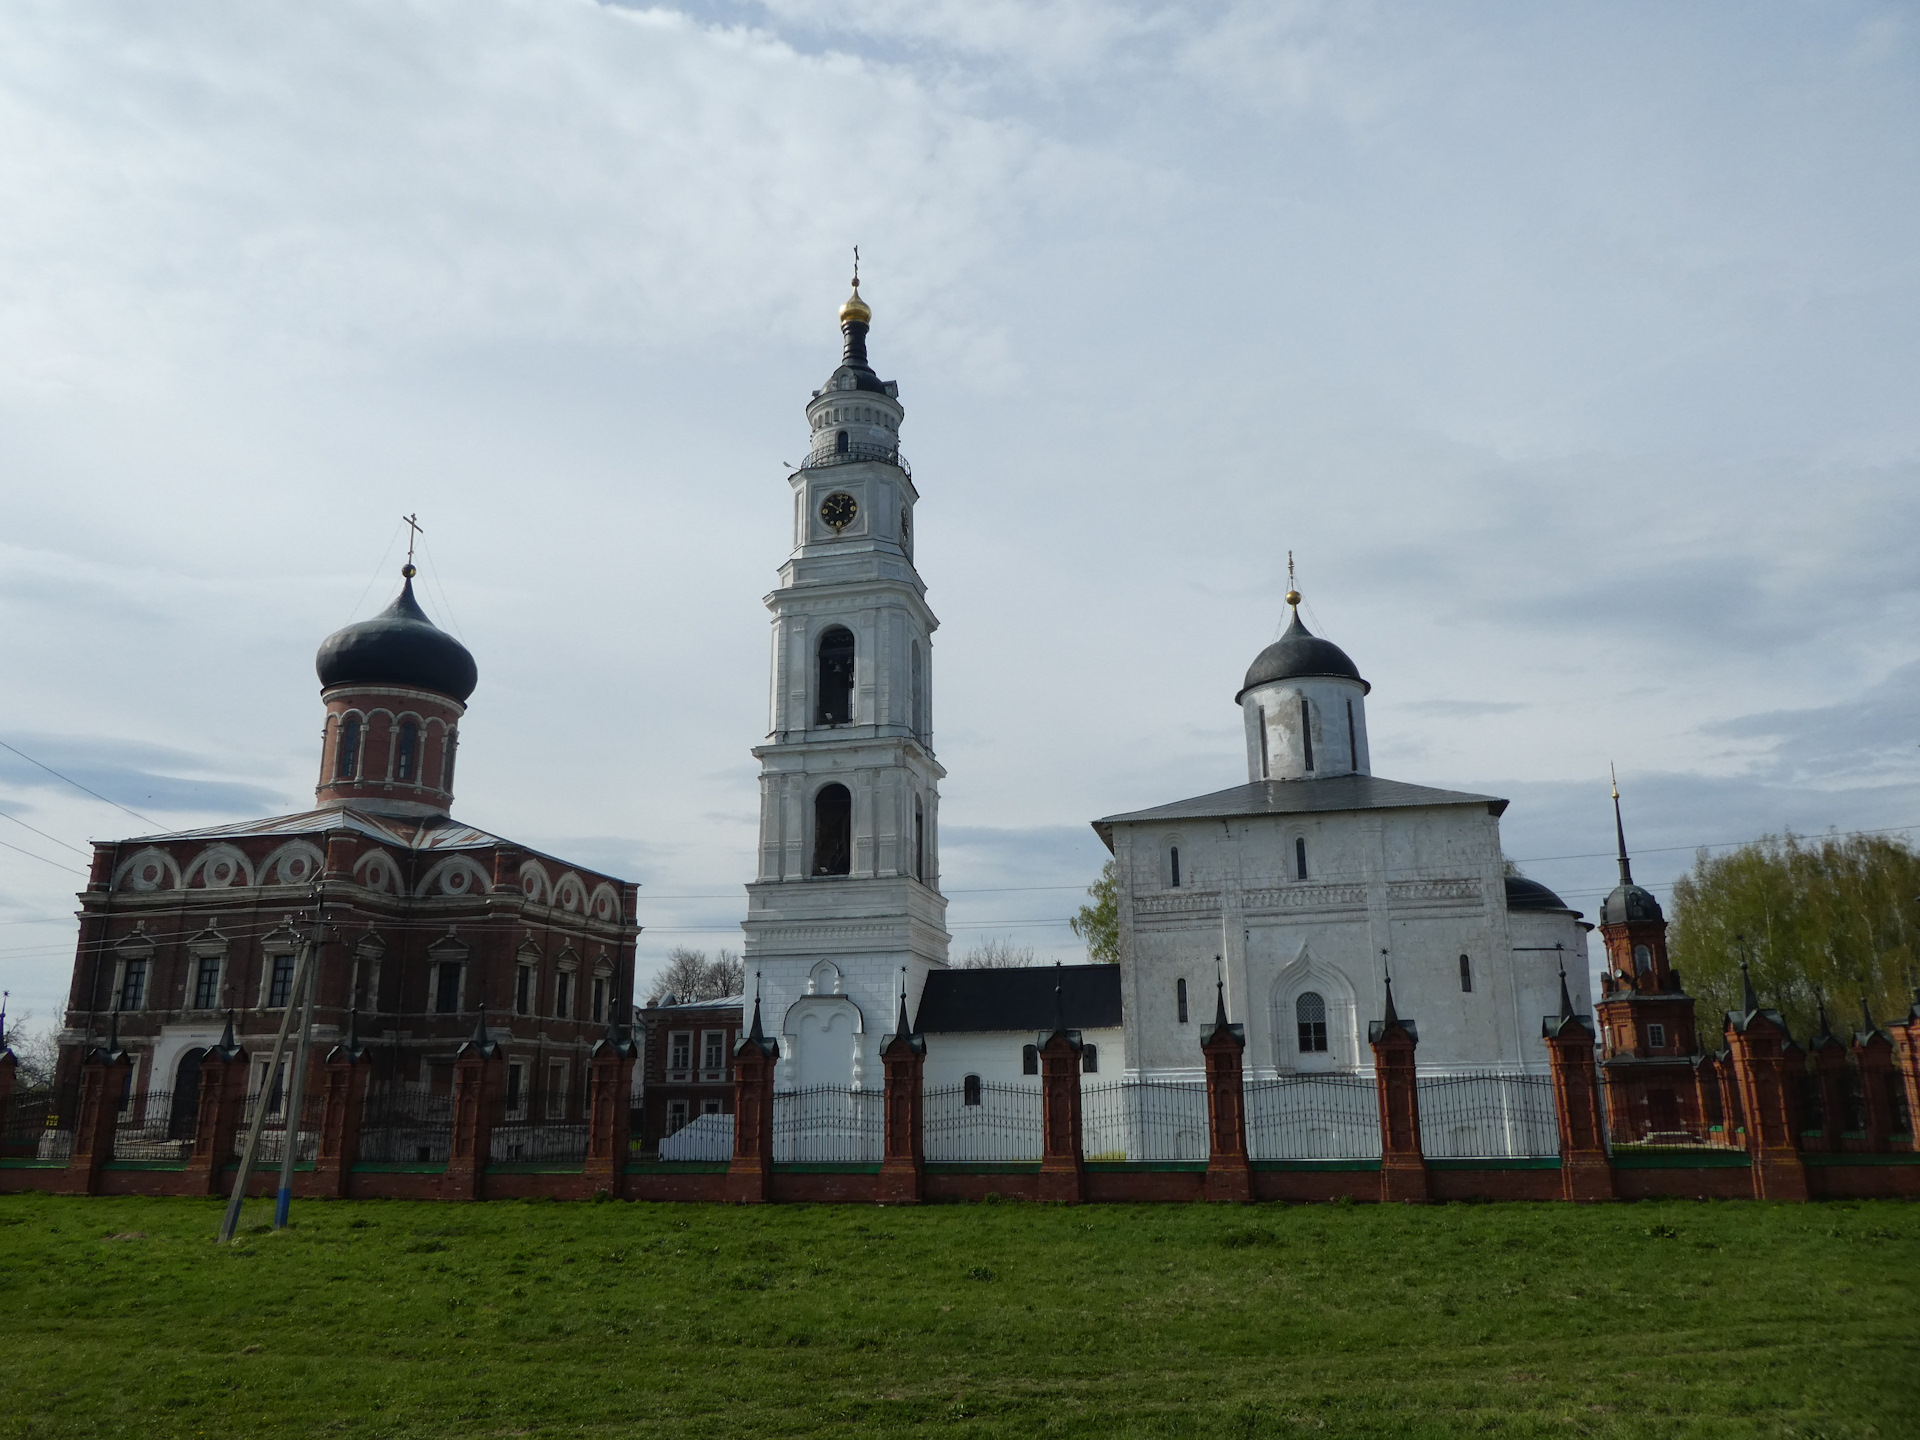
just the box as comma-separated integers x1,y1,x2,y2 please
1236,609,1369,702
316,570,478,703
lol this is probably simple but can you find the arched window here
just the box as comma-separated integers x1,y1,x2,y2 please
335,716,361,779
1296,992,1329,1053
913,797,925,881
1633,944,1652,974
1082,1044,1099,1074
1021,1045,1038,1076
835,429,849,454
910,642,924,738
1169,846,1181,888
963,1074,982,1106
396,721,419,782
441,730,458,791
815,626,855,725
811,784,852,876
1300,695,1314,771
1176,977,1189,1024
1295,837,1308,880
1459,954,1473,992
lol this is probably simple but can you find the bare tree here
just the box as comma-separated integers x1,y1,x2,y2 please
962,936,1035,969
645,947,746,1003
1,1009,57,1090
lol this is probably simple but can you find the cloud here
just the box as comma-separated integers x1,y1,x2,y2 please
0,734,290,820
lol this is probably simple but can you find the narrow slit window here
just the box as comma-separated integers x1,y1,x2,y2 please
1169,845,1181,888
1082,1044,1099,1074
592,976,607,1024
1258,706,1269,778
1296,991,1329,1053
396,721,418,782
812,783,852,876
914,797,925,881
335,715,361,779
434,962,461,1015
1346,700,1358,771
1021,1045,1039,1076
555,972,573,1020
1300,696,1314,771
515,964,533,1016
1295,837,1308,880
1177,978,1189,1024
1459,954,1472,993
963,1074,982,1106
441,731,458,791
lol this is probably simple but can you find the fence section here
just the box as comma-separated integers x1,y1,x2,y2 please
357,1083,453,1165
1,1086,74,1162
1245,1074,1382,1160
1416,1072,1560,1158
1081,1079,1209,1161
113,1087,199,1162
923,1080,1042,1162
492,1120,589,1165
232,1086,326,1165
659,1112,733,1162
772,1086,884,1163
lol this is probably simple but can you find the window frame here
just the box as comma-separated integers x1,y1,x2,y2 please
1295,991,1330,1054
433,961,462,1015
193,953,223,1010
266,950,297,1009
1021,1044,1039,1076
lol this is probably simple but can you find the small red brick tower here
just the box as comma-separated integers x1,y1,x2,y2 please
1594,778,1702,1141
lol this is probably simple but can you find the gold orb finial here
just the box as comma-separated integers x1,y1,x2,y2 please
839,244,870,325
1285,589,1301,607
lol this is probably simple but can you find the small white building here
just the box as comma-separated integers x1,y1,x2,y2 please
1095,596,1590,1080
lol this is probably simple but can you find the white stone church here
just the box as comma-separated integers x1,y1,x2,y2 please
741,280,1590,1092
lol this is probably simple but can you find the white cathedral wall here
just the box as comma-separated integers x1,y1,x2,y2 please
921,1028,1126,1090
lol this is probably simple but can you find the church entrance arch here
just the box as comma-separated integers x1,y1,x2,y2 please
1270,947,1360,1074
168,1047,205,1140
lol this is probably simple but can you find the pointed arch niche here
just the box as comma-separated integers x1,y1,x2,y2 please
1269,946,1361,1074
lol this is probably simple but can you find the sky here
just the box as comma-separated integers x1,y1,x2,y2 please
1,0,1917,1033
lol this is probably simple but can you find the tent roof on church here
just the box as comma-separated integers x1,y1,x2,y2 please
1092,775,1508,849
916,964,1122,1034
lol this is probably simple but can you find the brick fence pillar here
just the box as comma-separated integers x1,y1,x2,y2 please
1806,1018,1849,1154
315,1015,373,1199
1369,980,1427,1204
443,1011,503,1202
186,1017,249,1196
1542,978,1613,1202
1853,1007,1897,1153
584,1025,639,1198
1037,1025,1085,1203
726,996,778,1203
0,1044,15,1126
1725,967,1807,1201
876,991,925,1205
66,1041,132,1196
1200,981,1251,1203
1713,1045,1746,1147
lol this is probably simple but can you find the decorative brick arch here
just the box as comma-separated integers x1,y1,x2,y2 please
588,882,621,923
260,840,326,888
552,871,587,914
416,855,491,899
518,860,552,905
184,843,255,890
114,847,180,893
1270,945,1360,1074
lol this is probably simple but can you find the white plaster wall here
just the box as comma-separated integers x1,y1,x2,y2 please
922,1027,1125,1089
1241,677,1370,782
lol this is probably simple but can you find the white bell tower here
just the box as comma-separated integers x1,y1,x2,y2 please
740,269,949,1092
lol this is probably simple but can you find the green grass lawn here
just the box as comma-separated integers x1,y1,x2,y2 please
0,1192,1914,1438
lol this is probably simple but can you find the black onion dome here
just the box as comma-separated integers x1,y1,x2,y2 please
1235,610,1369,702
1505,874,1577,913
1600,882,1664,926
316,575,477,703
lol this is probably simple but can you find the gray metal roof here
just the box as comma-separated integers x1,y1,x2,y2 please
1093,775,1507,849
916,964,1122,1034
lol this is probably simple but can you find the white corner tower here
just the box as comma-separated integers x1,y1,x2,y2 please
740,270,949,1093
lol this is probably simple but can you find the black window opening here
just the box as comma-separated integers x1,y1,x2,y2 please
505,1063,524,1115
1346,699,1358,771
434,961,461,1015
914,798,925,881
963,1074,982,1106
1176,977,1189,1024
910,642,925,738
193,956,221,1010
812,783,852,876
335,715,361,779
1082,1044,1099,1074
1169,845,1181,888
834,429,849,454
1021,1044,1039,1075
1258,706,1270,778
268,952,296,1008
515,964,533,1016
592,976,607,1024
1296,991,1329,1053
1633,944,1652,974
1459,954,1472,993
815,626,855,725
396,721,418,782
441,731,458,791
1295,837,1308,881
1300,696,1314,771
119,958,148,1011
167,1050,203,1139
1648,1023,1667,1050
555,972,573,1019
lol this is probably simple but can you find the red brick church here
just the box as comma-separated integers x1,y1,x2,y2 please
51,561,640,1140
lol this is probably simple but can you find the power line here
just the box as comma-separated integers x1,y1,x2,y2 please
0,805,89,857
0,739,161,829
0,837,85,876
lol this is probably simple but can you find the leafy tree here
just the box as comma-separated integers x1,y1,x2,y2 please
645,947,745,1004
1669,831,1920,1042
1070,859,1120,964
961,936,1035,969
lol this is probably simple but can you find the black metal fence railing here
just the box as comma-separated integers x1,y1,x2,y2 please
922,1080,1042,1163
1,1085,76,1162
801,442,911,477
772,1086,884,1163
358,1083,453,1165
233,1087,325,1164
1081,1079,1209,1161
1244,1075,1382,1160
113,1087,199,1161
491,1121,589,1165
1416,1072,1559,1158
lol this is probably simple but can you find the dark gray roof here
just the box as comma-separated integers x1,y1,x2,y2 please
317,575,478,703
1505,874,1577,914
1599,882,1665,926
1094,775,1507,848
1236,611,1368,702
916,965,1122,1034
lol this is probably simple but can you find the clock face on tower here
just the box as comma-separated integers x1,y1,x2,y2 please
820,491,858,533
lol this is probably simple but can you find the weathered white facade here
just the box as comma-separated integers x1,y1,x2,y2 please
1098,603,1589,1079
740,281,950,1091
